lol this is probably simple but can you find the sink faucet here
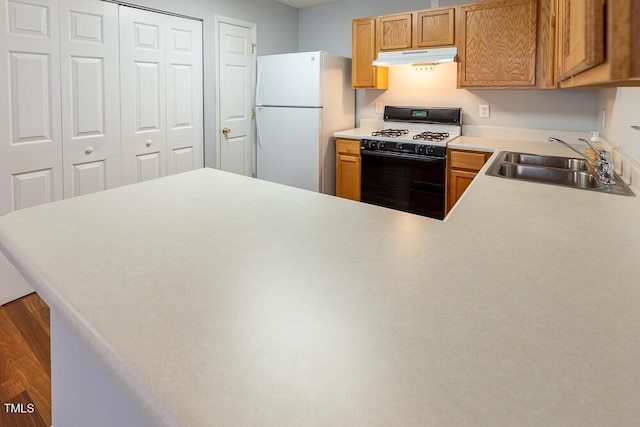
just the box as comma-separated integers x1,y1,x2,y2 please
548,136,616,185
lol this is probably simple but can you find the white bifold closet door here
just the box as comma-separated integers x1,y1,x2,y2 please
60,0,121,197
119,6,203,185
0,1,203,305
0,0,63,303
0,0,62,213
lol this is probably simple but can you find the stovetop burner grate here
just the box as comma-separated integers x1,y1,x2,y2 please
412,131,450,142
371,129,409,138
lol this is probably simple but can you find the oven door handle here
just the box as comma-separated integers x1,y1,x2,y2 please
360,150,445,163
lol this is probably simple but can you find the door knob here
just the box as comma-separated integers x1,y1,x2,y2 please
85,146,94,155
146,140,152,147
222,127,231,135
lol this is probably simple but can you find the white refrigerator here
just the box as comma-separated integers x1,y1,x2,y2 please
256,51,355,194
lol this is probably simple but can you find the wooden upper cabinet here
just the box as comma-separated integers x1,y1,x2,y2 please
555,0,640,87
555,0,604,81
634,1,640,77
414,8,455,47
459,0,537,88
352,17,388,89
377,8,456,51
377,13,412,51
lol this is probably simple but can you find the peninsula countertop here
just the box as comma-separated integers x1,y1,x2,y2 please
1,144,639,426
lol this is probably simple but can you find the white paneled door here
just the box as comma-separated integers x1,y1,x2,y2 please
120,7,203,185
166,15,203,175
0,0,63,213
218,19,255,176
120,6,167,184
0,2,204,305
0,0,63,303
60,0,121,197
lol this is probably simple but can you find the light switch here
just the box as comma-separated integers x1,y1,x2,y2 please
375,102,384,114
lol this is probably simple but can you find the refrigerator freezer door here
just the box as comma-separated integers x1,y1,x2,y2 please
256,107,322,192
257,52,322,107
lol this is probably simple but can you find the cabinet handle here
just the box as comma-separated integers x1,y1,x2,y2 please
146,140,152,147
85,146,94,155
631,126,640,131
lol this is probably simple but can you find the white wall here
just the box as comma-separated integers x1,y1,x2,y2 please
359,64,599,131
298,0,600,133
598,88,640,162
120,0,299,167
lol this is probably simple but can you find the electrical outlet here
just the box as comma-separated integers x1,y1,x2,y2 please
601,109,606,128
479,104,490,118
375,102,384,114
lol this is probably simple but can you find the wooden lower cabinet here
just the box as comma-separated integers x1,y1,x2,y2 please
446,149,492,212
336,138,361,201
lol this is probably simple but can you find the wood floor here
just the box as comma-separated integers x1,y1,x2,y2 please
0,293,51,427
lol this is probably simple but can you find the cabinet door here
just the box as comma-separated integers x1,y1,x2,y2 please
352,18,388,89
336,139,361,201
119,6,167,184
634,1,640,77
415,8,455,48
60,0,121,197
446,149,490,212
336,153,361,201
459,0,537,87
556,0,605,81
447,169,477,212
378,13,412,51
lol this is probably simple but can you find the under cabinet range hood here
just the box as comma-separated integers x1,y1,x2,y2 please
372,47,457,66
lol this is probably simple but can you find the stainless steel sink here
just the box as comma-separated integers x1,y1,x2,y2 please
486,151,635,196
502,152,590,171
495,163,601,189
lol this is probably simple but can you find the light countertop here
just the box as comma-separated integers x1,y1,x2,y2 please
333,127,378,139
1,137,640,426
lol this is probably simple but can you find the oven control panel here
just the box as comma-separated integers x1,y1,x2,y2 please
361,139,446,158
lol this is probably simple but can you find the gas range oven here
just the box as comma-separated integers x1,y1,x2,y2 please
360,106,462,220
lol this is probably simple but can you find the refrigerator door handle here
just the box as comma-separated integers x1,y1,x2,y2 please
255,62,263,107
255,106,263,147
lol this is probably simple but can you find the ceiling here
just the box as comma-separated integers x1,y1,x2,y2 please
274,0,340,8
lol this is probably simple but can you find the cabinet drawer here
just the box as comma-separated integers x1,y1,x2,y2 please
449,150,488,171
336,138,361,155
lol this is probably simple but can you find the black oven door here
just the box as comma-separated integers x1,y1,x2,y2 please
360,151,446,220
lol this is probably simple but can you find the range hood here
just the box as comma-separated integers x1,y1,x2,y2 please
372,47,457,66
